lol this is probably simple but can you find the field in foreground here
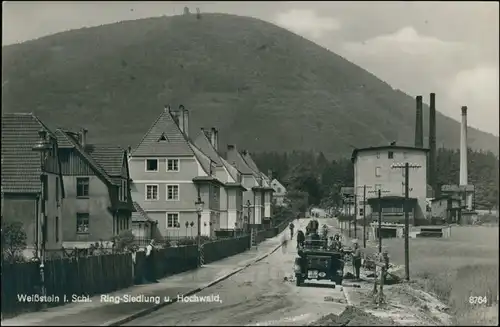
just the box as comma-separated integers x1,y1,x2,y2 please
364,226,498,325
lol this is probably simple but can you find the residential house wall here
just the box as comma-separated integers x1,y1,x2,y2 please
55,131,133,247
1,114,65,257
353,146,428,222
130,157,199,233
241,175,258,224
129,106,221,238
3,182,62,256
271,179,287,206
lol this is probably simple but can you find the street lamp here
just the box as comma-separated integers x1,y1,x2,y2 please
32,129,52,307
185,221,189,238
245,200,252,234
175,222,180,239
195,197,204,266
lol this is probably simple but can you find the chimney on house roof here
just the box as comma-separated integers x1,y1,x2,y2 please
210,127,218,151
164,105,170,113
80,128,88,148
242,150,248,156
182,105,189,137
177,105,189,137
268,169,273,179
227,144,235,151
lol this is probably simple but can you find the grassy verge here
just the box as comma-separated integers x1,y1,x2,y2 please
362,226,498,325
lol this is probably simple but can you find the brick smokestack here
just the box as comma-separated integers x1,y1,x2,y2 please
415,95,423,148
460,106,468,186
429,93,437,197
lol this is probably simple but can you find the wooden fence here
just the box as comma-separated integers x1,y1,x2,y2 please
1,253,132,315
1,217,294,316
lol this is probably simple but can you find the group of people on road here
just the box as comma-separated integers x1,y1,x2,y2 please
289,219,364,281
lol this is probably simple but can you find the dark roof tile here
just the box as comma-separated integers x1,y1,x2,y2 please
2,113,57,193
131,107,193,157
132,202,153,222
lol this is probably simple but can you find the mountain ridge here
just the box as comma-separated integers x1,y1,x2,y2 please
2,13,498,158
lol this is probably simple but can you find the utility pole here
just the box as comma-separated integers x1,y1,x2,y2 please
356,185,372,248
354,194,358,238
378,189,382,253
391,162,421,281
347,198,352,237
368,188,390,253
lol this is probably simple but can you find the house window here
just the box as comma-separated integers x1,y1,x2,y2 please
388,151,394,159
213,186,219,202
55,216,59,242
76,213,89,233
375,167,381,177
76,178,89,197
167,185,179,200
376,152,380,159
167,159,179,172
167,213,179,228
120,180,127,202
277,187,282,193
145,159,158,172
145,184,159,200
359,208,364,216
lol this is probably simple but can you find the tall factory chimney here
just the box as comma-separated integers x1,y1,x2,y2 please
415,95,423,148
429,93,437,197
460,106,468,186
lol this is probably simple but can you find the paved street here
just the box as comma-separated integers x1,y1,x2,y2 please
124,218,349,326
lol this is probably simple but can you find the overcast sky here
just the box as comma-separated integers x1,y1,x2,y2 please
3,1,499,136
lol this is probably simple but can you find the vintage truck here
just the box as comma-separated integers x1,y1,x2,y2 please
294,238,345,287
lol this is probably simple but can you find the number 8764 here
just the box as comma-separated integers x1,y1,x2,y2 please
468,296,488,305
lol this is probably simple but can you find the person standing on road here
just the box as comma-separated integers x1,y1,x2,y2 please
145,239,159,283
281,232,289,254
352,240,362,280
289,222,295,239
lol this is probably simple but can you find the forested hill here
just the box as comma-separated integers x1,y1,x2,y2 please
2,13,498,158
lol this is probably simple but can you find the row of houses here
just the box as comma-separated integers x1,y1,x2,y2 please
1,105,288,256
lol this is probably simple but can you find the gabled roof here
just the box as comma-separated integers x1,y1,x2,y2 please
131,107,194,157
241,152,262,178
87,145,126,176
2,113,60,193
189,142,213,176
271,179,286,190
220,157,240,183
54,129,117,186
193,131,223,167
132,202,153,223
226,145,255,175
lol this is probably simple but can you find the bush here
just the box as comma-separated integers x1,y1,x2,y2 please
1,221,27,262
112,230,138,252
